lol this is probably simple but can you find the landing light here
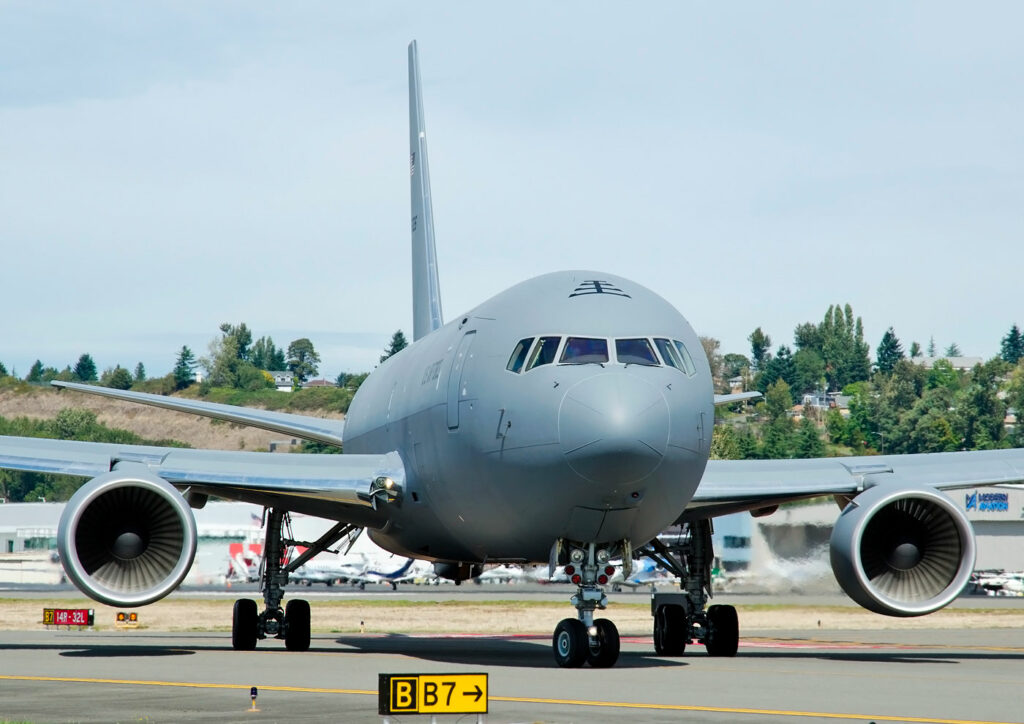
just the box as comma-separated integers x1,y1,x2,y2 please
588,626,598,637
596,549,610,564
570,549,585,564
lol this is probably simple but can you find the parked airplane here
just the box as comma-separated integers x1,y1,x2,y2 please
291,529,432,589
2,41,1024,668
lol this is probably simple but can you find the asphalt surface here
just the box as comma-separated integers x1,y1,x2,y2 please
1,590,1023,723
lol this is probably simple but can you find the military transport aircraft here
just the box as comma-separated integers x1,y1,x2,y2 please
2,41,1024,668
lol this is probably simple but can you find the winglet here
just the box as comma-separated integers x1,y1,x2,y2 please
409,40,444,341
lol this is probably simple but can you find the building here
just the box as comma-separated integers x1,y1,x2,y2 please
267,371,294,391
914,356,985,372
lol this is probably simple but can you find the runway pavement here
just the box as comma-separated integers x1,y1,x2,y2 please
2,621,1023,723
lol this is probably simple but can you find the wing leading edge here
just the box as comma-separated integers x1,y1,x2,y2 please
0,434,403,521
687,448,1024,520
51,381,345,447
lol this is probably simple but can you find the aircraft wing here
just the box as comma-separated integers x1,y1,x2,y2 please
50,381,345,447
685,449,1024,519
0,434,402,521
713,391,762,406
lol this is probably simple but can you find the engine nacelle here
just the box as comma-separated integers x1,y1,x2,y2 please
830,484,975,617
58,470,198,607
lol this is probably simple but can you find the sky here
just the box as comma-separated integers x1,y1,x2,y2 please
1,2,1022,380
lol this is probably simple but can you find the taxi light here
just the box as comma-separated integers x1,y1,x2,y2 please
598,574,608,584
605,565,615,576
564,565,575,576
571,574,582,585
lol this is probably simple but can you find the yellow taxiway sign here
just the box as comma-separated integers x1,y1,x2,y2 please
379,673,487,715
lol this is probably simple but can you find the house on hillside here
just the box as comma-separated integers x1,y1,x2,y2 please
913,356,984,372
267,371,294,392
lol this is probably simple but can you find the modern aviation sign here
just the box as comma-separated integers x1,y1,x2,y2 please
378,673,487,715
965,490,1009,512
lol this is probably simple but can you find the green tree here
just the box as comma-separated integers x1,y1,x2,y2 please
173,346,197,390
944,342,962,357
762,379,797,457
926,359,959,391
793,322,824,353
795,417,826,458
219,323,253,362
380,330,410,363
722,353,750,379
700,336,724,390
955,360,1006,450
757,345,796,401
710,425,741,460
1001,324,1024,365
26,360,44,383
251,336,286,370
909,341,922,358
875,327,905,374
748,327,772,371
792,348,825,397
103,366,133,390
820,303,871,391
73,354,98,382
134,362,146,382
927,336,937,357
287,338,321,383
0,361,7,377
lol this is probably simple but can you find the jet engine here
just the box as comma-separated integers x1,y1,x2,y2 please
830,484,975,617
58,469,198,607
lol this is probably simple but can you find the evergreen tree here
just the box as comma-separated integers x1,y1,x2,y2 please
748,327,772,370
287,338,321,383
252,336,286,370
927,336,937,357
219,323,253,362
820,303,870,390
792,348,825,396
795,417,826,458
793,322,824,352
875,327,905,374
73,354,98,382
133,362,146,382
173,346,197,390
26,361,43,383
104,366,133,390
380,330,409,363
909,341,922,358
757,345,796,401
944,342,962,357
722,353,750,379
1000,324,1024,364
0,361,7,377
709,425,741,460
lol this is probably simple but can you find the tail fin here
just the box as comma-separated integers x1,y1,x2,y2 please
408,40,444,341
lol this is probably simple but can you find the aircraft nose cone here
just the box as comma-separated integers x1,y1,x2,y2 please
559,373,669,485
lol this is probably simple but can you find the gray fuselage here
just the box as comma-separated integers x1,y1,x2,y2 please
344,271,714,563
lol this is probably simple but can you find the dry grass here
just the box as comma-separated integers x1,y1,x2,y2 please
10,598,1024,635
0,387,342,452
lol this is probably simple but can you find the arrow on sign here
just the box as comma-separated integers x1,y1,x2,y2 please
463,685,483,702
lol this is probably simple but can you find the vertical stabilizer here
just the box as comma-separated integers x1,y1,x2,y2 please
409,40,444,341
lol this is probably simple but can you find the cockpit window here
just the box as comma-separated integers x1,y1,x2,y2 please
506,337,535,373
615,338,659,366
674,340,697,376
560,337,609,365
526,336,561,370
654,338,684,370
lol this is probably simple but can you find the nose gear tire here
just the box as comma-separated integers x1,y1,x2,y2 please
553,618,589,668
586,618,620,668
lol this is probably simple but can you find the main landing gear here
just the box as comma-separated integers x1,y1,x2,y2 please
231,508,360,652
552,543,621,668
647,520,739,658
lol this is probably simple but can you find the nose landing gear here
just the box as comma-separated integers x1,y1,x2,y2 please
552,543,621,668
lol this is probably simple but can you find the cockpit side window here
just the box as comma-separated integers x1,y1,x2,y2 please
506,337,535,373
560,337,609,365
526,336,562,370
654,338,685,370
674,340,697,376
615,338,659,366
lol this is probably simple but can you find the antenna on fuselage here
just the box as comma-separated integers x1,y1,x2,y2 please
409,40,444,341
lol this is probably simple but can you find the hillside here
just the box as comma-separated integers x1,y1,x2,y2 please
0,385,344,452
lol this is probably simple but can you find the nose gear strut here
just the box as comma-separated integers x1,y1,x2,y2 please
552,542,621,668
231,508,361,652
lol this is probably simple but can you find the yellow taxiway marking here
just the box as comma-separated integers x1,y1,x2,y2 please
0,674,1015,724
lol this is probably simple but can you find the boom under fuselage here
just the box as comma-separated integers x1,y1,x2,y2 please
344,270,714,563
